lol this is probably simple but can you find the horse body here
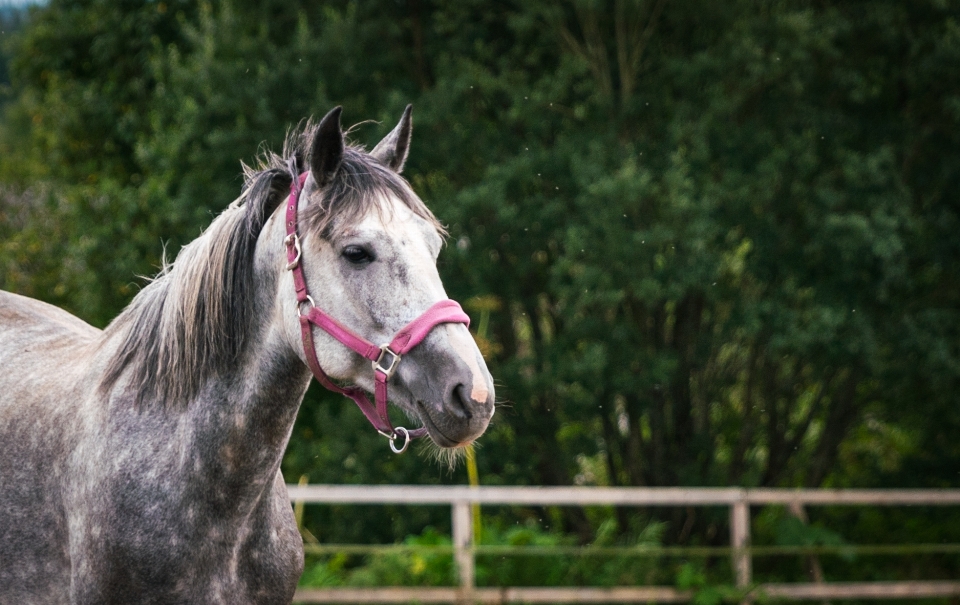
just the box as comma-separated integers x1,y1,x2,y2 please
0,257,308,605
0,107,495,604
0,291,99,603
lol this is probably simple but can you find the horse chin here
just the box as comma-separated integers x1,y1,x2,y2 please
415,400,488,449
421,437,472,471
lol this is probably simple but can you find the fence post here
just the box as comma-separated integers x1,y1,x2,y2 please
452,500,475,604
730,495,752,589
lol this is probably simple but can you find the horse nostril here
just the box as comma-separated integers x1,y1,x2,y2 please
451,384,474,420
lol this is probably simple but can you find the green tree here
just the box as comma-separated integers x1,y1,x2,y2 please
0,0,958,552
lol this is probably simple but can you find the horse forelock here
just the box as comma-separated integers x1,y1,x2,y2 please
98,120,443,409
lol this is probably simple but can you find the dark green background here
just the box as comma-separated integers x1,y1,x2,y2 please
1,0,958,586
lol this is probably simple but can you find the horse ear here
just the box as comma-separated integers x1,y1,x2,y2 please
370,104,412,173
309,106,344,187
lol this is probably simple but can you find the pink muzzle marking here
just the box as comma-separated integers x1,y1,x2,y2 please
284,173,470,453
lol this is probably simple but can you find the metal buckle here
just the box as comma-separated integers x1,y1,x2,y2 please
284,233,302,270
296,295,315,318
388,426,411,454
372,345,401,379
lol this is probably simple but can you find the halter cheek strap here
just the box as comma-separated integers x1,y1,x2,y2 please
284,173,470,453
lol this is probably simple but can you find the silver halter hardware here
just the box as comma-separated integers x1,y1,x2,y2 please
386,426,411,454
284,233,302,270
296,295,316,318
373,345,402,379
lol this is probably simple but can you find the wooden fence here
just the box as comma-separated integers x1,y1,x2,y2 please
287,485,960,604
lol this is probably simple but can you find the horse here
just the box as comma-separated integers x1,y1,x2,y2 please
0,106,495,605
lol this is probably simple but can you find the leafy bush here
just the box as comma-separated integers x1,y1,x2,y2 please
300,517,668,589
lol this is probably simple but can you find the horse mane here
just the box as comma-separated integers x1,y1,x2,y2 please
98,121,443,408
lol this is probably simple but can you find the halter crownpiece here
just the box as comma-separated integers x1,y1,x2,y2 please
284,173,471,454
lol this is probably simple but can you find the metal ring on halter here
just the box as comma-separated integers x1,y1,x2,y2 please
284,233,302,270
389,426,411,454
296,295,316,318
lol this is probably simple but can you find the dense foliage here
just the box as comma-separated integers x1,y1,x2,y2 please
1,0,958,584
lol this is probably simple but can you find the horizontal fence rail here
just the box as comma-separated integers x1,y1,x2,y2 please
287,485,960,506
287,485,960,604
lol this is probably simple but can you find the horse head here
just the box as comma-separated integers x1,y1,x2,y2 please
264,106,495,450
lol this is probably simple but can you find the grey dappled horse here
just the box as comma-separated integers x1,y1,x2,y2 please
0,107,495,605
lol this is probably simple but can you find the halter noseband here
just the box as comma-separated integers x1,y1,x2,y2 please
284,173,470,453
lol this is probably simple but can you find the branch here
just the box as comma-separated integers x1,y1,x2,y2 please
728,343,760,483
616,0,667,104
805,370,864,487
783,366,837,456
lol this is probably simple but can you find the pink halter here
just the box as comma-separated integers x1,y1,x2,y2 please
283,173,470,453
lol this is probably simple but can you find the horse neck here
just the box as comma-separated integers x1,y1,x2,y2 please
181,262,312,497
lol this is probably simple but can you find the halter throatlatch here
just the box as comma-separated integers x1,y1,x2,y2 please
284,173,470,454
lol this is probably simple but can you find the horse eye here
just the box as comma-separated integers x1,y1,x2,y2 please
342,245,373,265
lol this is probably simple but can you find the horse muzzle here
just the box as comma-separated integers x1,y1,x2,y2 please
416,385,495,447
400,335,495,448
